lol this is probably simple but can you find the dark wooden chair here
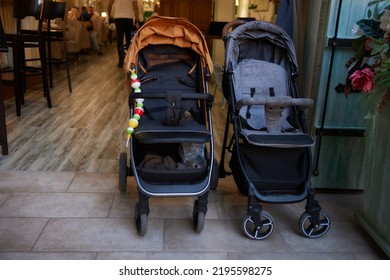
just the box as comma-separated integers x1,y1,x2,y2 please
1,0,51,117
45,1,72,93
0,18,9,155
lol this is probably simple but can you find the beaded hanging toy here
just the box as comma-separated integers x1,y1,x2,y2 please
126,69,144,147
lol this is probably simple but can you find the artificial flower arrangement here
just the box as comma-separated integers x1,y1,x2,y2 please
343,0,390,115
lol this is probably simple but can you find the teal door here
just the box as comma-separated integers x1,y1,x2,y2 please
311,0,372,190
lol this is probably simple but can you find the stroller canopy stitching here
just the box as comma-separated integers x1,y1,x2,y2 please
125,16,213,74
226,21,298,72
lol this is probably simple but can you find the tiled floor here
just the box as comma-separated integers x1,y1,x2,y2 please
0,169,387,260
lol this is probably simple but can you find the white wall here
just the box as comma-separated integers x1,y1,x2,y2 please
211,0,277,65
212,0,235,65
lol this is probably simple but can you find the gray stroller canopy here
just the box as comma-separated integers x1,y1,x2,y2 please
225,20,298,74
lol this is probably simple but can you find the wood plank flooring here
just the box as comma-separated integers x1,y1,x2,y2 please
0,44,229,173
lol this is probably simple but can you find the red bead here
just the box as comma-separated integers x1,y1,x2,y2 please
134,107,144,116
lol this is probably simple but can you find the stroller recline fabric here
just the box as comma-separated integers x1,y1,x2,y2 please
234,59,293,131
139,44,196,73
237,38,287,66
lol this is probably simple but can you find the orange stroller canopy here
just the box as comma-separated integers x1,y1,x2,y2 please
124,16,213,74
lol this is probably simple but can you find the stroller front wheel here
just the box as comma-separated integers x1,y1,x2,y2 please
119,152,128,192
135,203,148,236
242,210,274,240
299,211,331,238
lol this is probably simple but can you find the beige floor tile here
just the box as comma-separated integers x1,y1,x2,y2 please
109,192,219,219
0,170,387,260
109,193,133,218
0,252,97,260
0,193,11,205
68,173,119,193
97,251,228,260
280,220,381,254
0,218,48,251
352,251,388,260
214,190,364,224
227,252,355,260
163,219,287,253
148,196,219,220
33,218,164,252
0,170,75,192
0,193,114,217
316,193,364,221
215,193,247,219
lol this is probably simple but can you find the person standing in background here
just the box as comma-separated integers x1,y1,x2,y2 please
136,0,144,28
87,6,103,55
80,6,91,22
108,0,139,68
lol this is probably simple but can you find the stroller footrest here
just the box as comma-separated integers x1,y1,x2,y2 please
138,167,207,183
245,133,314,147
135,120,211,144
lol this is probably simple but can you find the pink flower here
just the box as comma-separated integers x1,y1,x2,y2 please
348,67,375,93
365,37,373,51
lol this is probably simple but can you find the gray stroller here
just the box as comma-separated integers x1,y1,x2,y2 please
219,20,331,240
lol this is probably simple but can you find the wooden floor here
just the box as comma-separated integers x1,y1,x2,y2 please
0,44,229,173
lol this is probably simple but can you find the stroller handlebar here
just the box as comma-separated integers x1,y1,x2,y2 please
129,92,214,102
222,20,246,37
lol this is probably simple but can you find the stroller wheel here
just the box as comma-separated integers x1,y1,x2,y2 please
210,159,219,190
299,211,331,238
119,152,128,192
193,200,205,232
193,211,205,233
135,203,148,236
242,210,274,240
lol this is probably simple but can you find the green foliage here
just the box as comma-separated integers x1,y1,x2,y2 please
356,19,385,38
352,35,369,60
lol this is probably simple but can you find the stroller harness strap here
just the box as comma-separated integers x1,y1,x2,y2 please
246,87,275,120
234,59,293,131
165,90,182,126
245,88,256,119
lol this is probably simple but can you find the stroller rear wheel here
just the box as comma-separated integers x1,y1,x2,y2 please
242,210,274,240
193,199,206,232
119,152,128,192
299,211,331,238
193,211,205,233
135,203,148,236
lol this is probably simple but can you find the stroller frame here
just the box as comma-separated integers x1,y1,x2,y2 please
219,20,330,240
119,16,217,236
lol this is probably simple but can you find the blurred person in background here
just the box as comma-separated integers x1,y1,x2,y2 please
108,0,139,68
88,6,103,55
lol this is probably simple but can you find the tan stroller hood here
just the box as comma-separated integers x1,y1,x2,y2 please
124,16,213,74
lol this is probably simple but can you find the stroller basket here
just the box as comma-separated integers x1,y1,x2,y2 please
138,167,207,184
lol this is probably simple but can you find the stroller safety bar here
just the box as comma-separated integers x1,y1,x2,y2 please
236,96,313,134
236,96,313,111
